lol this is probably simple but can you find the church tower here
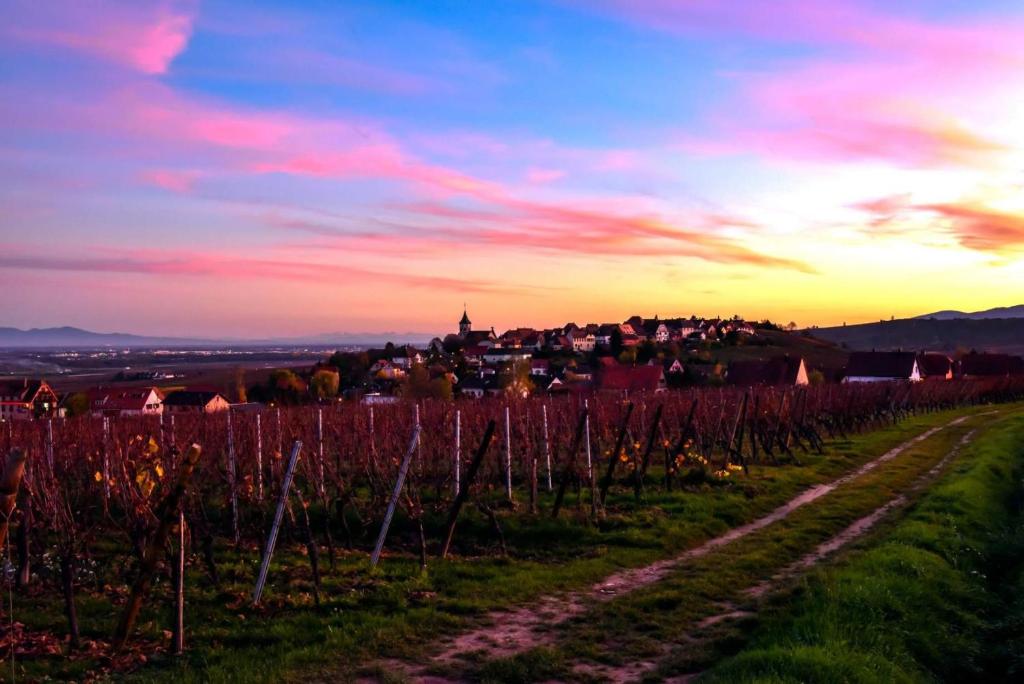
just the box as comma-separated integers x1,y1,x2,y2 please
459,307,472,337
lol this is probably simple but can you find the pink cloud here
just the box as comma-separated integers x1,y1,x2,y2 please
595,1,1024,168
711,57,1009,166
0,247,537,295
7,1,197,75
280,192,811,272
583,0,1024,60
140,169,202,193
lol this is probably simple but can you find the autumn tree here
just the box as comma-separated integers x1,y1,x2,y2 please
63,392,90,417
310,369,340,400
403,364,452,400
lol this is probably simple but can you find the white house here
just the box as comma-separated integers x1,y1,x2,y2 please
89,387,163,417
568,329,596,352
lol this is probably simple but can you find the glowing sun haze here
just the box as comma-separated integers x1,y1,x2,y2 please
2,0,1023,338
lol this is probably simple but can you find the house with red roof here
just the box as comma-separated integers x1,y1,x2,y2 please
726,356,809,386
0,379,58,420
596,365,666,394
88,387,164,417
959,352,1024,378
917,352,953,380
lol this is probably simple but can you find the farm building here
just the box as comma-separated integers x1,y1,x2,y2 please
959,352,1024,378
596,365,666,394
916,352,954,380
726,356,809,386
0,378,58,420
163,390,231,414
843,351,921,382
88,387,164,417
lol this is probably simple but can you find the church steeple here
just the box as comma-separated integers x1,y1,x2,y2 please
459,306,471,336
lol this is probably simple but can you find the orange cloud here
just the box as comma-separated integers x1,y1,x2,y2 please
919,203,1024,252
278,195,813,273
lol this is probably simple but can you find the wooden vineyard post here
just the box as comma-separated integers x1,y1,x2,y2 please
599,403,634,506
46,418,54,470
552,409,588,519
369,426,421,570
665,399,698,492
102,416,111,506
227,410,239,545
440,420,496,558
276,405,284,458
252,440,303,605
453,409,461,497
503,405,513,503
317,408,326,496
583,400,593,479
0,448,28,550
749,394,761,465
634,404,664,500
728,393,750,475
369,406,376,455
528,443,538,515
172,510,185,655
113,444,202,652
256,413,264,502
542,403,553,491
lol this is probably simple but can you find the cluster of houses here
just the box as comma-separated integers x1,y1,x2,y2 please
440,310,756,357
359,310,1024,400
3,309,1023,419
0,379,233,421
361,310,759,396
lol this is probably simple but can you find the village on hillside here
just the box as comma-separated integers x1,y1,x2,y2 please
2,309,1023,421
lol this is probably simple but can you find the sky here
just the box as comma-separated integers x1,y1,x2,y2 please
3,0,1024,338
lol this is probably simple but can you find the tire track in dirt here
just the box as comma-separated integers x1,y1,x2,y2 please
388,416,969,681
577,422,985,684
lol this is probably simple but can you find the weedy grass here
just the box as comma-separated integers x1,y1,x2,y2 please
701,410,1024,683
1,404,1009,682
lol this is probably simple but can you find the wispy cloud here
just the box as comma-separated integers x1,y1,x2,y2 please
918,203,1024,252
592,1,1024,168
6,0,197,75
275,194,813,272
140,168,203,193
852,195,1024,252
0,247,538,295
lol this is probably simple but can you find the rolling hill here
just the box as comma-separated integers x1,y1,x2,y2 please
810,317,1024,355
915,304,1024,320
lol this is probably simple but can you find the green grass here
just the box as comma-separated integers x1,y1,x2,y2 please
3,404,1011,683
701,410,1024,683
462,407,999,682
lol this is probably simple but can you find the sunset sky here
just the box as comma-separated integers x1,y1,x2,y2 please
3,0,1024,338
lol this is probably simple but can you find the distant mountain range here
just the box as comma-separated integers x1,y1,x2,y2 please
0,326,434,349
915,305,1024,320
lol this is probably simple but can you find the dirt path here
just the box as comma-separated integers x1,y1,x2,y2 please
386,416,968,681
575,424,984,684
